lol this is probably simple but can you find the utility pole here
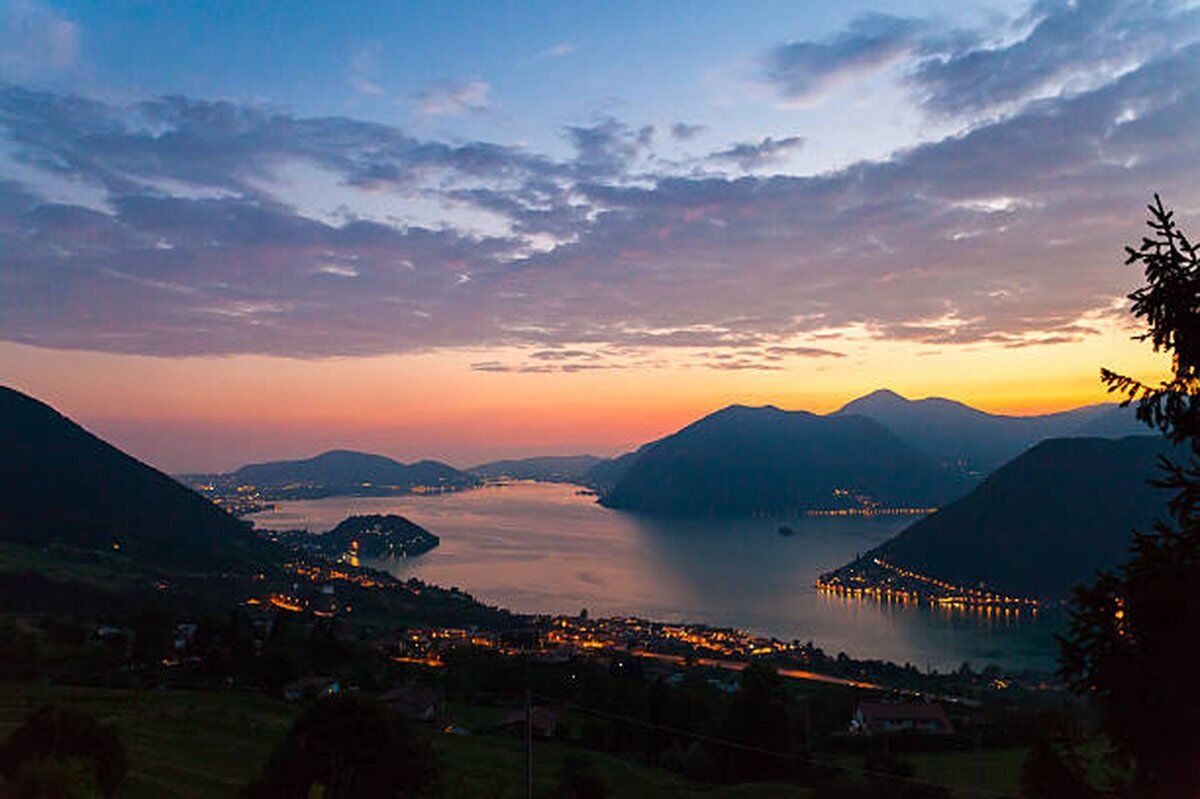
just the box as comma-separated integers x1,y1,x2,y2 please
524,688,533,799
802,700,812,756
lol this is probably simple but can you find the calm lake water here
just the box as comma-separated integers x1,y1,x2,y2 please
247,482,1060,672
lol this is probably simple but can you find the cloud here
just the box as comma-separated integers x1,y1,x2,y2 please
670,122,707,140
762,346,845,359
763,13,930,104
707,135,804,170
0,0,79,77
911,0,1200,116
534,42,575,60
760,1,1200,118
565,117,654,176
2,41,1200,359
415,80,491,116
349,44,384,96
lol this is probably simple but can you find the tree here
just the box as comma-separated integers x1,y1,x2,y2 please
555,754,610,799
1020,737,1098,799
0,706,127,798
1059,195,1200,796
243,695,436,798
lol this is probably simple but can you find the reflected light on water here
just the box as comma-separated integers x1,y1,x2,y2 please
248,482,1062,671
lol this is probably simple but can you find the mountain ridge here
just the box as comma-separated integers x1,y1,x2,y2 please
0,385,264,571
825,434,1173,598
834,389,1141,472
599,403,973,517
231,449,478,497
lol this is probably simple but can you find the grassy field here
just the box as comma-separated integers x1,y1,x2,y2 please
0,682,1049,797
0,543,149,589
0,684,817,798
906,748,1025,798
0,683,295,798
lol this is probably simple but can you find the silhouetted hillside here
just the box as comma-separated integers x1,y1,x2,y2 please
835,389,1142,472
600,405,972,517
234,450,478,497
582,450,643,491
469,455,604,482
0,386,263,570
855,436,1172,597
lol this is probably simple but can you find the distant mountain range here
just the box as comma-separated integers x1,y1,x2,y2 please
828,435,1174,598
0,386,264,571
599,405,974,517
469,455,604,483
835,389,1143,473
231,450,479,498
580,390,1148,517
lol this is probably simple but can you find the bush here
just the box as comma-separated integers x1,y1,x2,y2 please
0,706,127,798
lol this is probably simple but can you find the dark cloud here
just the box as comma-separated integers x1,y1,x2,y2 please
0,86,557,198
565,117,654,176
2,40,1200,359
528,349,601,361
912,0,1200,116
670,122,707,140
764,13,931,103
762,345,845,359
707,136,804,170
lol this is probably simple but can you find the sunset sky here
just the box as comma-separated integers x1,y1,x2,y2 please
1,0,1194,471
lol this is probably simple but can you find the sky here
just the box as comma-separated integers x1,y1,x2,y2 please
1,0,1196,471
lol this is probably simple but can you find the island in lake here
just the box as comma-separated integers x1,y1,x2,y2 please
266,514,440,561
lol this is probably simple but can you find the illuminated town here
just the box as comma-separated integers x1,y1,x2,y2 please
816,557,1040,614
227,555,1053,697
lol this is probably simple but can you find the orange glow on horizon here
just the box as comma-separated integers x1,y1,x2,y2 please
0,320,1169,473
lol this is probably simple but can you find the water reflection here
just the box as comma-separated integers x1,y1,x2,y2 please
247,482,1060,671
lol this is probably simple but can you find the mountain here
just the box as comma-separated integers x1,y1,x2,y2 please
599,405,973,517
843,436,1174,598
469,455,604,483
835,389,1144,473
582,450,643,491
0,386,262,570
233,450,478,497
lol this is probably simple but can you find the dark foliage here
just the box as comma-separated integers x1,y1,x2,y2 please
244,695,437,798
1020,737,1098,799
555,754,610,799
1060,196,1200,796
0,705,128,798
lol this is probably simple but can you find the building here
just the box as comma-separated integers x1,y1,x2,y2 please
498,706,560,738
380,682,443,722
282,676,340,703
851,702,953,736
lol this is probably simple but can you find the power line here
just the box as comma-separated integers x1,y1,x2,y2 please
561,700,1017,799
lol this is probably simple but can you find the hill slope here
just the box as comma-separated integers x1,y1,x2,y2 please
600,405,972,517
233,450,477,497
469,455,604,483
835,389,1142,472
0,386,261,570
851,436,1173,597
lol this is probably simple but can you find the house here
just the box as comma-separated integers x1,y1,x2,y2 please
851,702,953,736
380,682,443,722
282,676,340,702
498,706,559,738
174,623,198,652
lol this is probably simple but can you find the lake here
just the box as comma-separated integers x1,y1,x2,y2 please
247,482,1060,672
